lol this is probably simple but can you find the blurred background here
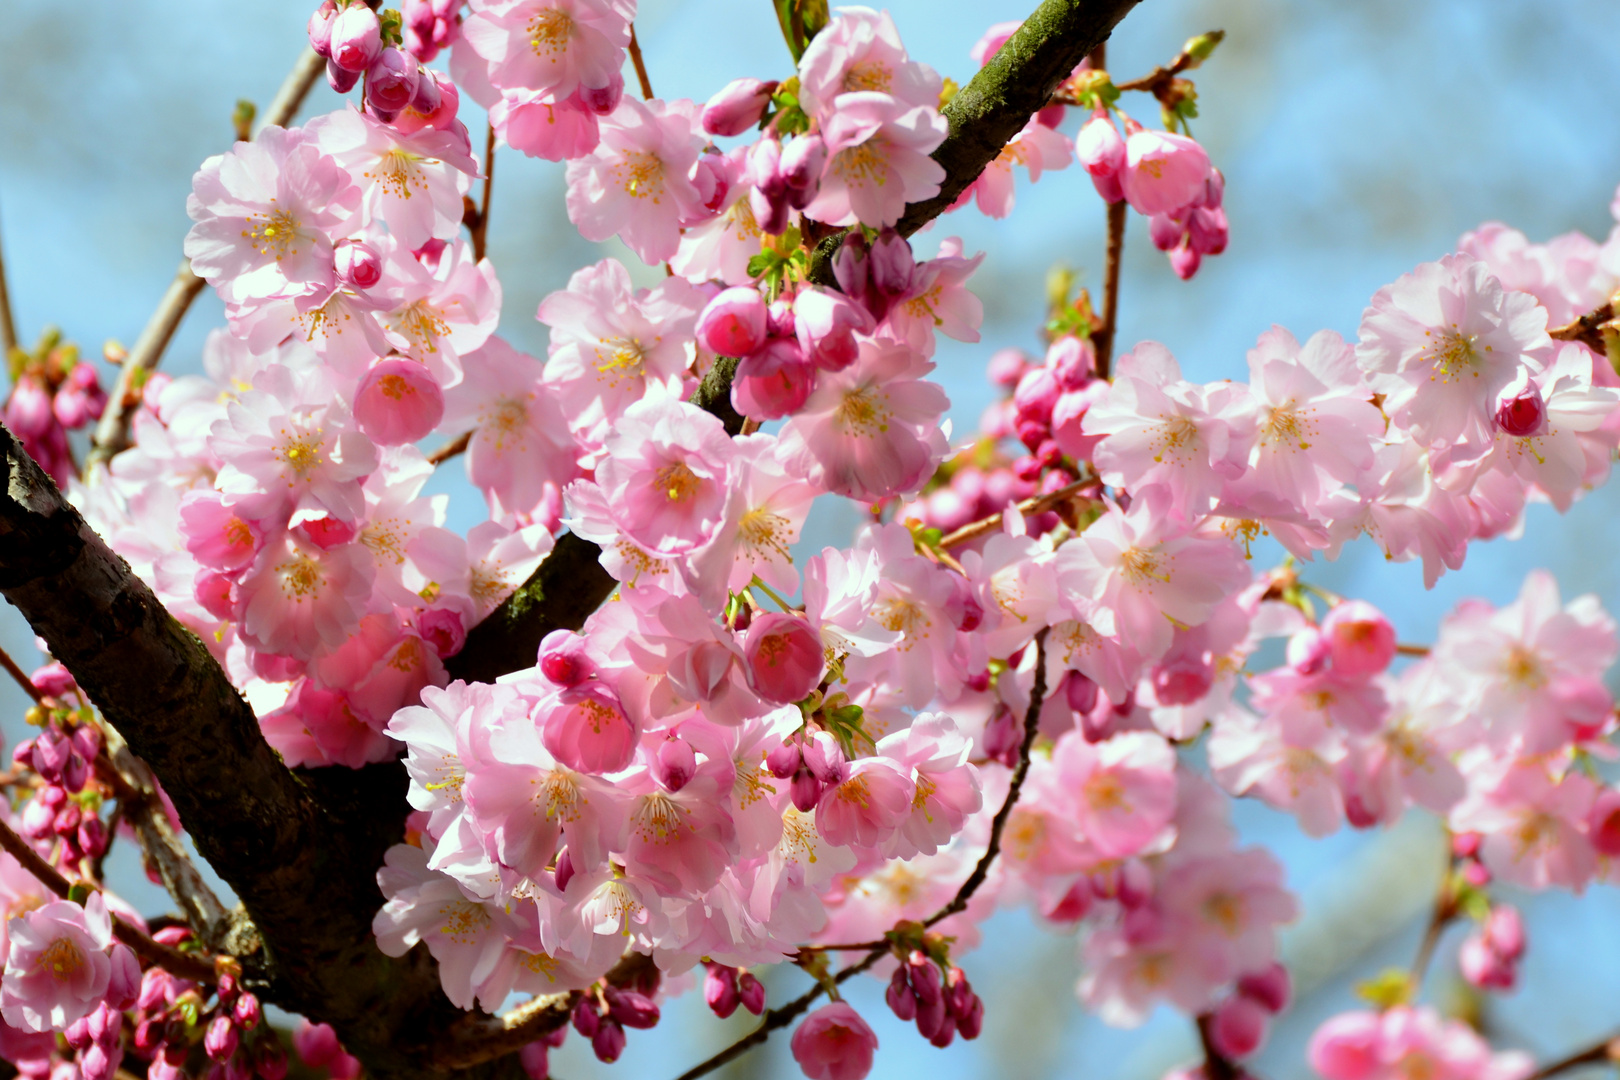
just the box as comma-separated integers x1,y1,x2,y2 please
4,0,1620,1077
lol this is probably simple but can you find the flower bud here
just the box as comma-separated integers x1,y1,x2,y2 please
705,962,741,1018
1287,625,1332,675
77,815,108,860
913,993,947,1041
790,768,822,813
418,608,466,659
1459,932,1516,990
64,1016,92,1052
81,1043,114,1080
1236,962,1292,1014
702,78,778,137
539,629,596,688
1495,368,1547,437
981,704,1021,768
308,1,337,57
1322,601,1397,677
206,1015,240,1062
742,613,825,704
553,845,577,892
354,357,445,446
869,229,916,302
133,1018,163,1054
32,727,70,783
518,1042,550,1080
765,738,802,780
233,991,262,1030
581,70,625,116
1590,790,1620,855
794,287,871,373
1209,994,1269,1059
1168,240,1202,280
571,997,601,1039
1014,366,1060,429
592,1017,626,1063
6,376,54,439
331,4,382,72
886,966,917,1020
1150,654,1214,706
778,134,827,209
1064,671,1099,714
1047,334,1095,391
697,287,768,356
334,238,382,289
655,736,697,793
732,338,814,419
367,47,422,114
957,994,985,1040
1189,205,1228,255
327,57,362,94
737,971,765,1015
791,1004,879,1080
1075,109,1125,186
1483,904,1525,960
1042,879,1093,923
604,986,661,1029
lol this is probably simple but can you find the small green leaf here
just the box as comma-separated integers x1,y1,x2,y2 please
1354,968,1414,1010
232,99,257,142
67,883,93,907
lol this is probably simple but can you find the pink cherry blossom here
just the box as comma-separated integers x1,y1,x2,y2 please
802,94,947,229
1120,125,1210,216
594,397,735,557
458,0,630,102
565,96,707,264
791,1002,880,1080
354,357,445,446
1308,1007,1531,1080
796,7,941,118
1,894,117,1033
955,117,1071,220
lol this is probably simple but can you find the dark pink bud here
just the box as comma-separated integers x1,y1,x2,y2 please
765,738,802,779
1151,654,1214,706
64,1016,92,1051
81,1043,114,1080
133,1018,163,1054
255,1040,290,1080
6,376,53,438
1484,904,1525,960
1168,240,1202,280
794,287,871,372
326,57,362,94
572,997,601,1039
688,153,735,219
367,47,421,114
886,967,917,1021
604,987,661,1029
1322,600,1397,677
1116,859,1154,908
1150,212,1188,252
1046,334,1095,391
779,135,827,209
747,137,785,196
417,608,466,658
749,184,791,236
1064,671,1099,714
1014,367,1060,428
1209,994,1269,1059
1287,626,1332,675
1495,369,1547,437
868,229,915,301
331,4,382,72
702,78,778,137
591,1018,626,1063
77,815,108,859
1463,860,1491,887
908,952,942,1005
308,1,337,57
957,995,985,1040
295,513,357,550
945,968,974,1018
655,736,697,793
1237,963,1291,1014
581,70,625,115
705,962,740,1019
31,662,75,699
205,1016,240,1062
1076,110,1125,183
831,231,871,301
233,991,262,1030
539,629,595,688
732,338,813,419
62,753,90,794
1042,879,1093,923
1452,830,1483,858
737,971,765,1015
913,994,947,1041
928,1012,957,1049
138,967,172,1011
334,238,382,289
697,287,768,356
70,724,101,761
801,730,845,784
790,768,822,813
981,704,1021,767
1459,932,1516,991
743,612,825,704
519,1042,550,1080
32,727,70,782
1189,206,1228,255
153,926,193,949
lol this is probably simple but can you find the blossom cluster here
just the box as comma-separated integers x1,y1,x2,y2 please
4,3,1619,1080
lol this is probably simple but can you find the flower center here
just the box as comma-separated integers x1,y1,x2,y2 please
243,205,303,261
835,386,890,436
614,151,666,200
279,554,324,599
366,149,426,200
1423,327,1485,381
527,8,574,58
278,429,325,478
655,462,702,503
1120,546,1169,586
37,937,85,982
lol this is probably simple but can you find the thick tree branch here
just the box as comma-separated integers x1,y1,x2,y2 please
809,0,1144,283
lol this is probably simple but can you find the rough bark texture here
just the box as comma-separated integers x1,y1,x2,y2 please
0,0,1145,1074
809,0,1143,282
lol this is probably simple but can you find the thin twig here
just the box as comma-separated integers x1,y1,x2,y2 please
1549,301,1615,354
1409,851,1457,991
939,477,1093,550
0,813,216,983
0,643,44,705
1524,1037,1620,1080
1096,199,1127,379
1395,643,1430,658
671,632,1052,1080
427,430,472,466
87,46,326,472
0,199,17,355
1112,32,1218,93
627,25,655,100
471,123,497,261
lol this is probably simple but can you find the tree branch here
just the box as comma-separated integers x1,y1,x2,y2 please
1525,1037,1620,1080
808,0,1144,284
86,47,326,472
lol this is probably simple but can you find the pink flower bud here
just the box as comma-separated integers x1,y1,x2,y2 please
704,962,740,1018
737,971,765,1015
1287,626,1332,675
1122,128,1211,216
418,608,465,658
1150,654,1214,706
1042,879,1092,923
366,47,420,114
6,375,54,438
791,1003,879,1080
869,229,916,302
742,613,825,704
732,338,814,419
655,736,697,793
308,2,337,57
133,1018,163,1054
689,154,736,218
591,1017,626,1063
1462,860,1491,887
765,738,802,779
1322,601,1397,677
702,78,778,137
907,952,942,1005
1168,240,1202,280
1064,671,1099,714
779,134,827,209
1495,368,1547,437
1014,366,1060,429
294,512,357,550
138,967,172,1011
292,1021,343,1069
790,768,822,813
957,995,985,1041
981,704,1021,767
1452,830,1483,859
255,1041,290,1080
604,987,661,1029
988,348,1029,387
31,662,75,699
333,239,382,289
331,4,382,72
518,1042,549,1080
1459,933,1516,990
354,357,445,446
794,287,872,372
1046,334,1095,391
233,991,262,1030
1484,904,1525,960
886,967,918,1020
539,629,596,687
1237,963,1292,1014
77,815,108,859
205,1016,239,1062
32,727,71,782
581,71,625,116
553,845,576,892
1150,212,1187,252
1075,109,1125,189
697,287,768,356
572,997,601,1039
327,57,362,94
1189,205,1228,255
1209,994,1269,1059
81,1043,114,1080
65,1016,92,1051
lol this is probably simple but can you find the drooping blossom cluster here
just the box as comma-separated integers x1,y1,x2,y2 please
6,4,1620,1080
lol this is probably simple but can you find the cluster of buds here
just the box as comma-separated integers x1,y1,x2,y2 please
766,730,846,813
1449,831,1494,889
15,666,111,870
4,330,108,485
62,1002,127,1080
1458,904,1525,991
884,948,984,1048
571,983,661,1064
702,961,766,1019
695,283,870,419
1205,963,1292,1061
308,0,462,131
745,134,827,236
517,1027,567,1080
133,947,283,1080
291,1021,359,1080
1149,169,1228,280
